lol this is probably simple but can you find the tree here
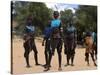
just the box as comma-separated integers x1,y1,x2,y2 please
76,5,97,32
12,1,53,36
75,5,97,42
60,9,73,27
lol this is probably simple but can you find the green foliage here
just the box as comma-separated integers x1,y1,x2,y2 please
60,9,73,25
12,1,97,40
13,1,52,35
75,5,97,41
76,5,97,32
60,5,97,41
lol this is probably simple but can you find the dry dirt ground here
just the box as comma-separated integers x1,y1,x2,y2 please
12,38,97,74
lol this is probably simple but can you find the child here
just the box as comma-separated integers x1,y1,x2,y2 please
42,25,52,70
45,11,63,71
23,15,39,67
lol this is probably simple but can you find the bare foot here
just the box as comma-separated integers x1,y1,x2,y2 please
44,68,50,72
87,63,90,66
26,65,31,68
71,64,74,66
94,63,97,67
58,67,62,71
35,63,40,66
64,63,69,67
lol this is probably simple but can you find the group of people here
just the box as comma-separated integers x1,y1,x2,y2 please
23,11,97,72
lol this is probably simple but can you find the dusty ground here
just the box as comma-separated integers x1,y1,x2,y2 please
12,38,97,74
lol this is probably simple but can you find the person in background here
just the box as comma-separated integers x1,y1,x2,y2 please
64,22,77,66
23,15,39,67
42,24,52,70
84,30,97,66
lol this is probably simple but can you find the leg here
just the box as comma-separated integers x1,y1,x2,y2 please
71,42,76,66
44,51,52,71
90,52,97,66
64,40,70,66
85,52,89,66
95,47,97,60
57,39,62,70
43,50,49,68
71,55,74,66
44,50,48,65
47,39,56,66
71,49,75,66
67,40,73,65
71,54,75,66
34,52,39,65
58,52,62,70
94,44,97,60
32,44,39,65
44,39,57,71
67,52,70,65
24,51,30,67
64,46,70,66
50,39,57,55
24,43,31,67
95,49,97,60
44,40,50,66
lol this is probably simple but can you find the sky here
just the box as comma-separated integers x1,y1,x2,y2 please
45,2,79,13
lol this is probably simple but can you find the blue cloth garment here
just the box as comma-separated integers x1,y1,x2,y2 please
66,25,76,34
51,19,61,28
43,27,52,39
25,25,35,33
